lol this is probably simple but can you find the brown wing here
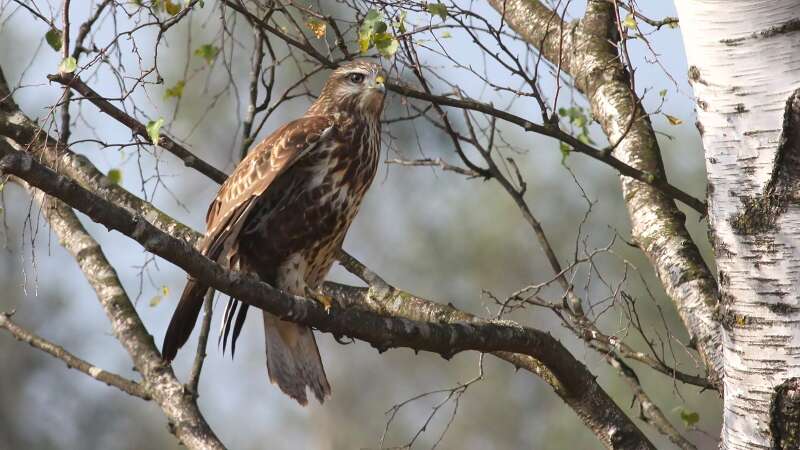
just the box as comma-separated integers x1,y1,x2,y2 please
161,115,335,361
202,115,335,261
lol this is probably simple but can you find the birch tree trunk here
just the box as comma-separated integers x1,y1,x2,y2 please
674,1,800,448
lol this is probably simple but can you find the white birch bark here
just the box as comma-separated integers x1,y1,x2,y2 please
674,1,800,448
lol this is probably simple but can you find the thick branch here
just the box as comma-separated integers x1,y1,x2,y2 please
18,182,225,450
486,0,723,388
46,72,228,185
0,147,655,450
218,0,721,386
0,76,198,244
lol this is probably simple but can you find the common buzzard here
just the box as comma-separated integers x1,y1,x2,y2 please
162,60,386,405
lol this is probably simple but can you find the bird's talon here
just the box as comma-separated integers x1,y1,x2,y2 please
306,288,334,312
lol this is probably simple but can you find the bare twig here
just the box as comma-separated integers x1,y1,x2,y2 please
46,72,229,185
606,354,697,450
0,310,150,400
187,290,214,396
0,146,654,450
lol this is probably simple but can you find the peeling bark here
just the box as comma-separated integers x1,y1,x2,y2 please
770,377,800,450
673,1,800,447
730,89,800,235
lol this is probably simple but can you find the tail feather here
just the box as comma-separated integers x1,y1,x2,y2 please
162,278,208,361
231,303,249,356
219,297,238,351
219,298,249,357
263,312,331,405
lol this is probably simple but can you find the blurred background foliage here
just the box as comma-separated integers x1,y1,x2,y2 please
0,1,720,449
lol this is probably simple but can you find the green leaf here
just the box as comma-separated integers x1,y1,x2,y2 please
146,118,164,145
364,9,382,25
45,28,63,51
59,56,77,73
106,168,122,185
395,10,407,34
358,10,386,54
194,44,219,64
577,133,592,145
560,142,571,164
164,80,185,99
373,21,388,34
675,408,700,428
440,31,452,38
426,3,448,20
659,89,668,97
374,32,399,57
623,14,636,29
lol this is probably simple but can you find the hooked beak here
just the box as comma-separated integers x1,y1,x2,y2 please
372,74,386,93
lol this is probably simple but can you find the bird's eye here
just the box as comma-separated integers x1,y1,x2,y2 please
348,73,365,84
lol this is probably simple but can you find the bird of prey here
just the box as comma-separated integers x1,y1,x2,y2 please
162,60,386,405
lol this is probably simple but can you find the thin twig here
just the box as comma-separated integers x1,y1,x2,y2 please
0,310,150,399
187,289,214,396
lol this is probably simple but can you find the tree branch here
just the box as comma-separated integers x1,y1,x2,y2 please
605,354,697,450
216,0,705,214
0,310,150,400
486,0,724,388
0,145,655,450
2,157,225,449
46,72,229,185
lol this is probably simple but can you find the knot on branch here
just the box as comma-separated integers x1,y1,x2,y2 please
770,377,800,450
731,89,800,235
0,149,28,173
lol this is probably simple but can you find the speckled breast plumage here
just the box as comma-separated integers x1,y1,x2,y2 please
238,113,380,293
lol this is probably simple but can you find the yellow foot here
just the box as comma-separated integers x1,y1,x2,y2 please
305,287,334,312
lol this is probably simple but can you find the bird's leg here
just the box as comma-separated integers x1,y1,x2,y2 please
305,286,334,312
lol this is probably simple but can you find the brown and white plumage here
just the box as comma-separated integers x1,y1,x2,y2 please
162,60,386,405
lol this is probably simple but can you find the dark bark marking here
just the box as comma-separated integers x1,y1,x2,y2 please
688,66,706,85
770,377,800,450
730,89,800,235
696,120,705,136
721,18,800,46
765,302,798,314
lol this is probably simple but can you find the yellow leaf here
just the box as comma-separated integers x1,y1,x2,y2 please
59,56,77,73
307,19,326,39
664,114,683,125
358,33,371,53
106,168,122,185
165,0,181,15
623,14,636,29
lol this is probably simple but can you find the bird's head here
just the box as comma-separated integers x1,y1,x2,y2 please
311,60,386,118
